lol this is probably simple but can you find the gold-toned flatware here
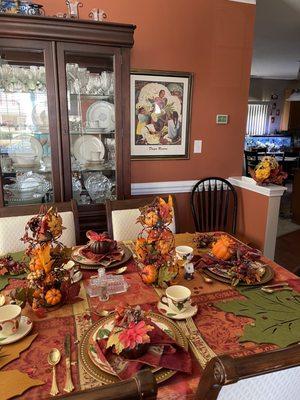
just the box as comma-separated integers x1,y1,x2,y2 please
48,348,61,396
201,273,213,284
93,309,114,317
0,294,5,306
63,334,74,393
109,266,127,275
261,287,293,294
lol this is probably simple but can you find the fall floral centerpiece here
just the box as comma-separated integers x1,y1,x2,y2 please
250,156,287,185
13,206,80,314
135,196,178,287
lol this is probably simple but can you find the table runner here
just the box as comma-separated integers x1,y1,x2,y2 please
1,233,299,400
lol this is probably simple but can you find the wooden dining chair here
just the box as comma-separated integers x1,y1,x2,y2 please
191,178,237,234
106,195,178,241
59,369,157,400
244,150,260,177
0,200,80,255
195,344,300,400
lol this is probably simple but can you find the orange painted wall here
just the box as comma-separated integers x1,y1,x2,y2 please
39,0,255,184
235,187,268,250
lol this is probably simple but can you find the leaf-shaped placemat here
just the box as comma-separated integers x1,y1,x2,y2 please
215,288,300,348
0,369,43,400
0,334,38,370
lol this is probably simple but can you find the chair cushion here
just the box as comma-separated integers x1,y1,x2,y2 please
0,211,76,256
111,208,176,242
218,366,300,400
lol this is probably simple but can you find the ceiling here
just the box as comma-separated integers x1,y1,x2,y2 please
251,0,300,79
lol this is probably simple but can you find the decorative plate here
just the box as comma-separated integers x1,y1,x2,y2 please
10,135,43,162
32,102,49,128
71,243,132,270
79,312,188,384
73,135,105,164
86,101,115,132
203,263,274,286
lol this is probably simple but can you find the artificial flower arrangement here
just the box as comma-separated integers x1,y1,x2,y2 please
11,206,80,315
250,156,287,185
135,196,178,288
106,305,154,358
0,255,27,277
196,234,265,286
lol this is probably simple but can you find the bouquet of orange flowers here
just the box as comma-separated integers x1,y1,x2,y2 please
135,196,178,288
250,156,287,185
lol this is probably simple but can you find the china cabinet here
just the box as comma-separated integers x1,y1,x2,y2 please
0,14,135,241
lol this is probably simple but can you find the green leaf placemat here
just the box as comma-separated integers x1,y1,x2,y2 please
0,251,28,292
215,288,300,348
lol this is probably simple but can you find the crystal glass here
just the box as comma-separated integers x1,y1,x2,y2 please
0,49,54,206
64,51,116,205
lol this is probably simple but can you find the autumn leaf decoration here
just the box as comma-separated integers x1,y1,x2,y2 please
215,288,300,348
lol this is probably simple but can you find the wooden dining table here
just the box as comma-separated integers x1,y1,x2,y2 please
1,232,300,400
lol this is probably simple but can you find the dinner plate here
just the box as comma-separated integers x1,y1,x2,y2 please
73,135,105,164
86,101,115,132
32,102,49,128
203,263,274,286
80,312,188,384
10,135,43,162
71,243,132,270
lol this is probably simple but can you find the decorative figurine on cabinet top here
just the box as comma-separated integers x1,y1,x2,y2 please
89,8,107,22
66,0,82,19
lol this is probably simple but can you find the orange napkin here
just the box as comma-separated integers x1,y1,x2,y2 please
0,334,38,370
0,369,43,400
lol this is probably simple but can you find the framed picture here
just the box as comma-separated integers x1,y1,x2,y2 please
130,70,193,159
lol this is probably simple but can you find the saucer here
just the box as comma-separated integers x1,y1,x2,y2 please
0,316,33,345
157,301,198,320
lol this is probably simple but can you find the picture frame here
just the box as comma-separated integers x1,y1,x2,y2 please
130,70,193,160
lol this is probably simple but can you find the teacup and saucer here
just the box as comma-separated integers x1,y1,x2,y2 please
158,285,198,320
0,305,33,345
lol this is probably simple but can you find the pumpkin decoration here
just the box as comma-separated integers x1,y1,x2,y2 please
86,230,117,254
211,235,235,261
141,264,158,284
45,288,62,306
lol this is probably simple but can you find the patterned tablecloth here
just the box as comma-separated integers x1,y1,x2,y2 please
2,233,299,400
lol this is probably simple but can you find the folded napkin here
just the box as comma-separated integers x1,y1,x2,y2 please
81,247,123,264
96,321,192,380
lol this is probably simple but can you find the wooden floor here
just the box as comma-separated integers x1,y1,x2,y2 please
275,229,300,275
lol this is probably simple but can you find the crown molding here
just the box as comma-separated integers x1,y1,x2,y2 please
228,0,256,4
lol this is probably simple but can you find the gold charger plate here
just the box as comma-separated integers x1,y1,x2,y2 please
71,243,132,270
79,312,188,384
204,263,274,286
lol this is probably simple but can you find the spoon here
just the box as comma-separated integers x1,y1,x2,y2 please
261,287,293,294
48,348,61,396
94,309,114,317
110,266,127,275
0,294,5,306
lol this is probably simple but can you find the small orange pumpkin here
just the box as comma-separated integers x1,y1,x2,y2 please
211,235,235,260
29,258,43,272
141,264,158,284
45,288,62,306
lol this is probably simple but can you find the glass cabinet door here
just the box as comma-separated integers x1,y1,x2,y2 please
0,40,61,207
57,43,122,206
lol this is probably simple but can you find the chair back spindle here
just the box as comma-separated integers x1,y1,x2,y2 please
191,178,237,234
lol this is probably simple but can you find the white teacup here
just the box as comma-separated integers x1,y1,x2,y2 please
161,285,191,314
175,246,194,263
0,305,22,338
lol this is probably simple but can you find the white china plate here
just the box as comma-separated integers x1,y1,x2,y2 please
10,135,43,162
0,316,33,345
73,135,105,164
86,101,115,132
32,102,49,128
157,302,198,320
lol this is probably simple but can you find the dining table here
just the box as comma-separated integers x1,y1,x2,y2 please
1,232,300,400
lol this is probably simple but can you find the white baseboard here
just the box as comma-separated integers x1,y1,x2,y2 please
228,0,256,4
